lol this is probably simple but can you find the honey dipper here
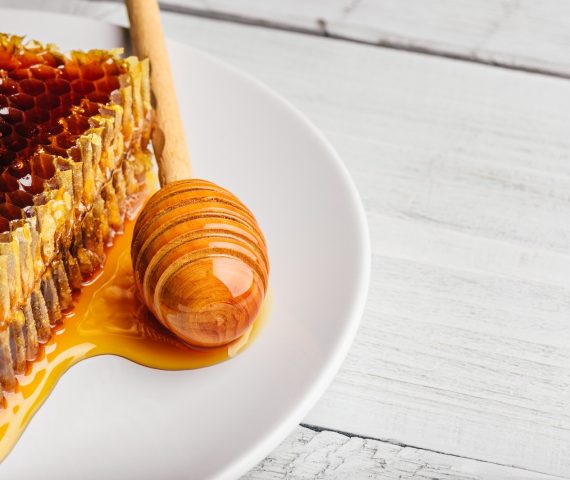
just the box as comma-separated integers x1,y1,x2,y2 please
126,0,269,348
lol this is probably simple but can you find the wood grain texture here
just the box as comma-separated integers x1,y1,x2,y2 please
126,0,193,183
132,179,269,347
2,1,570,478
135,0,570,77
245,426,561,480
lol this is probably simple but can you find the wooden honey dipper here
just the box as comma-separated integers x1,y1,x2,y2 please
126,0,269,348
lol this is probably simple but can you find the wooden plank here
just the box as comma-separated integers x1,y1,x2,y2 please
245,426,562,479
152,0,570,77
20,0,570,77
3,0,570,477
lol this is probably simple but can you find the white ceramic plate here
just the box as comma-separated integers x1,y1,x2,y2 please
0,9,370,480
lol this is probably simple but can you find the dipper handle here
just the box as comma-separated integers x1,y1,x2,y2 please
126,0,192,184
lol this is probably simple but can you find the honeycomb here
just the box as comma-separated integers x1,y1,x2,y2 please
0,39,125,231
0,34,152,399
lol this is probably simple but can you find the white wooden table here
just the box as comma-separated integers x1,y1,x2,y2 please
3,1,570,478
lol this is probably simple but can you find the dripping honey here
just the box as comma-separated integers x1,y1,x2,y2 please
0,183,269,462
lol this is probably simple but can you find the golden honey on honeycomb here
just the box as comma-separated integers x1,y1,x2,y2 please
0,34,152,399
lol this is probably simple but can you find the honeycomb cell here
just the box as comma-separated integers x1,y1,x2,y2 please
0,118,11,136
46,78,70,95
0,151,16,167
0,57,17,71
36,93,60,110
30,64,57,80
0,106,23,124
9,93,35,110
30,154,55,179
62,63,80,81
25,108,49,124
17,52,43,69
82,63,105,81
3,134,27,152
0,202,22,220
103,76,120,92
54,131,75,149
6,189,33,207
71,79,95,96
61,113,88,136
14,122,38,138
37,51,60,68
42,121,63,136
42,145,66,157
80,99,100,117
8,158,29,176
87,92,109,104
8,69,32,81
0,170,18,191
0,78,18,95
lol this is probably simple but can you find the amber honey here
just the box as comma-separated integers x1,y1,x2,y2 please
0,183,269,462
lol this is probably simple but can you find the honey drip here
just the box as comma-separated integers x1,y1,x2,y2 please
0,191,269,462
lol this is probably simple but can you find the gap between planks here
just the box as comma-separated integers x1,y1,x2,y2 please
299,423,568,479
244,425,566,480
91,0,570,81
